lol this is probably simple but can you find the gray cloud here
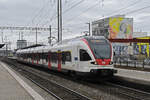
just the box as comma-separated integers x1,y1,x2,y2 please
1,0,150,49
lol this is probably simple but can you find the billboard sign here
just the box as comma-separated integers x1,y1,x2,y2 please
109,17,133,39
92,16,133,39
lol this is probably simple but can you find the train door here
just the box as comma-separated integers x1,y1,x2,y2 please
32,53,35,64
74,46,79,70
57,50,61,71
48,52,51,69
42,51,44,65
37,53,39,64
78,48,92,72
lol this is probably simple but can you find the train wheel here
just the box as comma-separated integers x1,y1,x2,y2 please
70,71,83,80
70,71,76,77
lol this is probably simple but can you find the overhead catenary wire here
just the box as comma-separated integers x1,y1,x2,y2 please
27,0,51,27
41,0,85,27
60,0,103,35
106,0,142,16
65,0,144,29
63,0,85,14
42,0,102,28
61,1,102,36
36,1,57,27
64,1,100,26
39,0,79,27
62,0,144,37
125,5,150,15
28,0,150,38
31,0,149,34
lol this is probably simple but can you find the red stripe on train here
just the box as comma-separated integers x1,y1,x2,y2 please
82,39,96,59
58,52,61,71
48,52,51,69
37,54,39,64
82,38,111,66
96,59,111,65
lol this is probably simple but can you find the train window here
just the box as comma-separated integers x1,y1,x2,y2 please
62,52,66,64
23,54,24,59
51,52,57,63
37,53,40,61
89,39,107,44
66,52,71,61
24,54,26,59
40,53,43,59
80,49,91,61
44,53,48,62
32,54,34,60
61,52,71,64
41,53,44,59
34,54,36,60
29,54,32,59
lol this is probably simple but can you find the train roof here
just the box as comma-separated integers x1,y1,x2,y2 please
16,36,106,54
57,36,106,45
0,44,5,48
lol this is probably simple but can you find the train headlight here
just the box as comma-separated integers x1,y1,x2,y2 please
91,61,98,65
109,61,113,65
94,61,98,65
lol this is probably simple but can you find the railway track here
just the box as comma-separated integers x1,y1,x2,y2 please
3,58,150,100
105,82,150,100
77,79,150,100
3,59,92,100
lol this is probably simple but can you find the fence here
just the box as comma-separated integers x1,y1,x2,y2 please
113,56,150,69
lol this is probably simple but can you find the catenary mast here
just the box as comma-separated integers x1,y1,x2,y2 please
57,0,62,42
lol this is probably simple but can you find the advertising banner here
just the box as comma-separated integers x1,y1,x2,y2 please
109,17,133,39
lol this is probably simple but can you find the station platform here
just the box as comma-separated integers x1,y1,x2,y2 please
0,61,47,100
115,67,150,85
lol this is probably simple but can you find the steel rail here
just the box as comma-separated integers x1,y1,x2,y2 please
106,82,150,100
5,58,150,100
5,60,92,100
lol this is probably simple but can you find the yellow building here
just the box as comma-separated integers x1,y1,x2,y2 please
136,37,150,57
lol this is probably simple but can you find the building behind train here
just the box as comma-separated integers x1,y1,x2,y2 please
92,15,134,58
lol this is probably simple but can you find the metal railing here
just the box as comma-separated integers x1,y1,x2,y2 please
113,56,150,69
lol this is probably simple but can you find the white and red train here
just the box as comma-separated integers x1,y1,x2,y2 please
16,36,117,77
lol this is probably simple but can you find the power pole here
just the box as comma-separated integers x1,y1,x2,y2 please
5,36,8,56
60,0,62,42
19,32,21,40
1,30,3,43
36,27,37,44
49,25,52,45
57,0,63,42
21,32,24,40
57,0,60,42
86,22,91,36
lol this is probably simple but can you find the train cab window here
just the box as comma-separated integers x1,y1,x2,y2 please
65,52,71,61
80,49,91,61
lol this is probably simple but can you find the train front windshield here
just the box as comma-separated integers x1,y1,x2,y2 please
87,39,111,59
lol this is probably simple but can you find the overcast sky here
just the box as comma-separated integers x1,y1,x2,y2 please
0,0,150,49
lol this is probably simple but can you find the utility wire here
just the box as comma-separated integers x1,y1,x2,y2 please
36,1,56,27
27,0,50,26
64,1,99,25
41,0,85,27
125,5,150,15
106,0,142,16
63,0,85,14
